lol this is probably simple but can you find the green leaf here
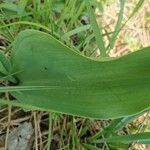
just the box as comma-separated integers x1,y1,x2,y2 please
7,29,150,119
0,98,45,111
93,132,150,144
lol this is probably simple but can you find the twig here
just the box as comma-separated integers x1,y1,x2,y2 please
34,111,38,150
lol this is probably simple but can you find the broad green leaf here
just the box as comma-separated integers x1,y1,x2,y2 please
0,98,45,111
7,29,150,119
93,132,150,144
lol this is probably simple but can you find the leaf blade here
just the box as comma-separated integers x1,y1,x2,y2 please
10,30,150,119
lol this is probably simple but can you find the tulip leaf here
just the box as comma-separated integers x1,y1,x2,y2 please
8,29,150,119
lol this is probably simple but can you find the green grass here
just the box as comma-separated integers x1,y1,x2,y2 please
0,0,149,149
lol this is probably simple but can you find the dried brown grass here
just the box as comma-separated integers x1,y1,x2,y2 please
96,0,150,57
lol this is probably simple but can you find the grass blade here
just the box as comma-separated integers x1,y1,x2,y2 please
62,25,91,39
107,0,145,51
82,143,102,150
89,111,148,142
47,113,53,150
44,0,53,28
0,3,18,12
18,0,29,15
67,1,85,30
108,0,125,51
0,21,52,34
93,132,150,144
0,50,11,72
86,1,106,57
129,0,145,20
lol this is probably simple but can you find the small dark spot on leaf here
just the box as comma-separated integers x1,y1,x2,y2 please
44,67,48,70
